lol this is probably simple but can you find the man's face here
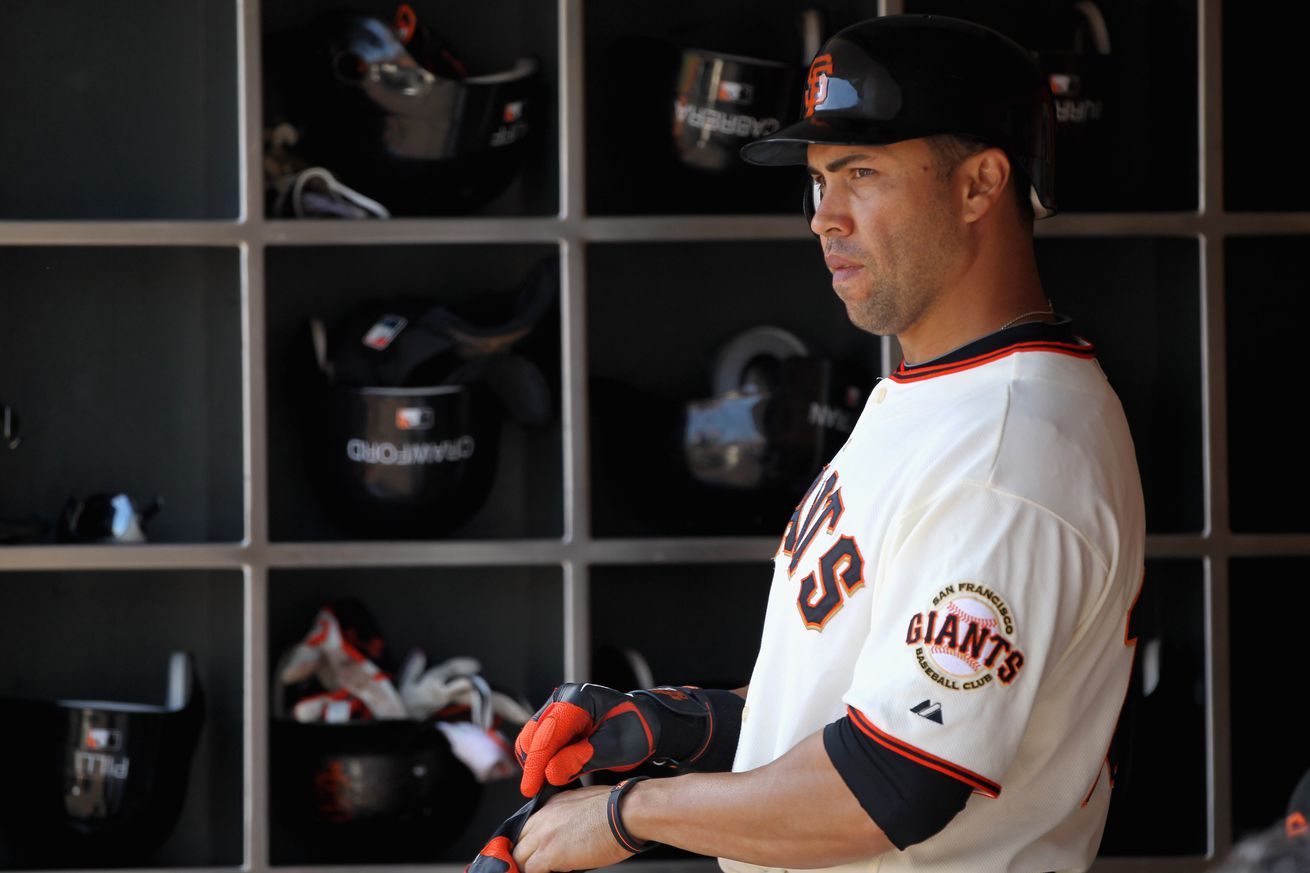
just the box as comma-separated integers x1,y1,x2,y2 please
807,139,965,337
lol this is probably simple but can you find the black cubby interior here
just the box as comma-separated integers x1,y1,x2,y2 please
587,240,882,538
1224,5,1310,210
261,0,559,218
0,570,245,869
902,0,1198,213
1034,236,1203,534
0,248,244,544
1225,237,1309,533
1229,558,1310,841
264,244,563,542
266,565,563,865
0,0,237,220
1097,559,1207,857
589,562,770,691
584,0,883,216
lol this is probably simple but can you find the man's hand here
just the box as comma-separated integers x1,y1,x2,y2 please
515,682,745,797
515,683,659,796
511,786,634,873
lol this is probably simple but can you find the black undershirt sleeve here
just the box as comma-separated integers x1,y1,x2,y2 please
823,716,973,850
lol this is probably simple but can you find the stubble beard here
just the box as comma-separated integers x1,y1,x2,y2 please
835,185,962,338
839,242,953,338
842,264,941,337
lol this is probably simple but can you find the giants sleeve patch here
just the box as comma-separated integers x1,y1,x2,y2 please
904,582,1025,691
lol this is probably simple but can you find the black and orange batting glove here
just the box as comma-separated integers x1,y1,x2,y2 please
514,682,744,797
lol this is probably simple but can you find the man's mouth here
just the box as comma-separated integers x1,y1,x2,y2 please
825,254,863,283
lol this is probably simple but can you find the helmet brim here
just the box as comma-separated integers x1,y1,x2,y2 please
739,116,935,166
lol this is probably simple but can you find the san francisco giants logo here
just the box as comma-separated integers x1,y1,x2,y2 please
905,585,1025,691
804,54,834,118
779,470,866,630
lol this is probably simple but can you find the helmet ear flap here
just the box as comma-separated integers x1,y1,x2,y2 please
802,178,821,241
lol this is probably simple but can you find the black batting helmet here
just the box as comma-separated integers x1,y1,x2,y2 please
740,14,1057,219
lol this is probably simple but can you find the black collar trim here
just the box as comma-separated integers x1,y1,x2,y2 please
890,319,1094,383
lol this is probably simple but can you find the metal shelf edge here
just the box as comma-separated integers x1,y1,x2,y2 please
0,221,250,246
8,212,1305,248
3,533,1309,572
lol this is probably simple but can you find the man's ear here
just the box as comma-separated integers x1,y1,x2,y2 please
959,147,1012,224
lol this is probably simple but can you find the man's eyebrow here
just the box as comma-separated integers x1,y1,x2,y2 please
805,152,880,175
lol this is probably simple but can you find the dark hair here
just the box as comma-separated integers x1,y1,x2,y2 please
925,134,1035,228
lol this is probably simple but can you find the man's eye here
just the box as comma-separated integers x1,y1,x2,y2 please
852,167,876,179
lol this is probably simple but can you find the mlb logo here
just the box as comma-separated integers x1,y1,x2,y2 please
717,81,754,104
86,728,122,751
396,406,435,431
1048,73,1080,96
362,315,408,351
503,101,525,123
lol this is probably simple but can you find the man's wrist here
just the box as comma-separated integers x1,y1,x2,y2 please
617,771,664,848
618,765,686,844
608,777,658,853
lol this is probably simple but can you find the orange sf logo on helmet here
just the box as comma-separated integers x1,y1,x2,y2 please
805,54,834,118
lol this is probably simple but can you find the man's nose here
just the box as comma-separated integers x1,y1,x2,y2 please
810,186,850,238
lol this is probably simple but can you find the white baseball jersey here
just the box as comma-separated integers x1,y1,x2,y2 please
722,321,1145,873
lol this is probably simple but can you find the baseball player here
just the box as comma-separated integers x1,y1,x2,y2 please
498,14,1146,873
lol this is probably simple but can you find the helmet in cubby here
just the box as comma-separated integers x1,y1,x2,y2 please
265,5,540,215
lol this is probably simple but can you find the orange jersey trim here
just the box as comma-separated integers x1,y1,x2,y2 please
1081,758,1105,807
890,340,1096,383
848,706,1002,798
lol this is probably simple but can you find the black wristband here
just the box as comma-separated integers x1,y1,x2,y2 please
631,686,745,772
606,776,657,854
682,688,745,771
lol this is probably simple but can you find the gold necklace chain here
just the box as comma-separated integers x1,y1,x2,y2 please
999,300,1055,331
